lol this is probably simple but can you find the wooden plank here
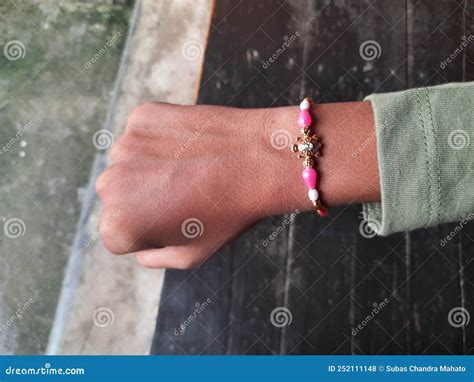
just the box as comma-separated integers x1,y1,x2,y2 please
459,224,474,355
461,0,474,356
150,253,233,355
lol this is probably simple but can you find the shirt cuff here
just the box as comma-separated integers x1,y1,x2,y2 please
362,82,474,235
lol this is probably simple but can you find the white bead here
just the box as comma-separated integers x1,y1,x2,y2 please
299,99,310,110
308,188,319,202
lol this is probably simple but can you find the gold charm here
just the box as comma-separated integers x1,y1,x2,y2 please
291,132,321,163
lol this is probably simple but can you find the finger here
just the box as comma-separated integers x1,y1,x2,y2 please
133,245,210,270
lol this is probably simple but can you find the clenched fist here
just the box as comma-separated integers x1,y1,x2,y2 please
95,102,305,269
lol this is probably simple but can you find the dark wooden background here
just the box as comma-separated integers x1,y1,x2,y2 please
151,0,473,355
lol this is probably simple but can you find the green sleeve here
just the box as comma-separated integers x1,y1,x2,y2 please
362,82,474,235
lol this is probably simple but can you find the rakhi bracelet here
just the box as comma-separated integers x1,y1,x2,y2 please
291,97,327,217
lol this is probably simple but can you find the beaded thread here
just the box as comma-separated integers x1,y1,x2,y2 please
291,97,327,217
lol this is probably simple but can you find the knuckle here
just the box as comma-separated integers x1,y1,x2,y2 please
126,103,155,128
99,211,136,255
95,165,125,197
101,235,128,255
108,138,128,163
107,164,129,182
95,171,109,197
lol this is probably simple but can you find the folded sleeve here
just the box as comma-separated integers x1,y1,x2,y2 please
362,82,474,235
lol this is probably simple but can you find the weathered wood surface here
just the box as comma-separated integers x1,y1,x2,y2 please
151,0,474,355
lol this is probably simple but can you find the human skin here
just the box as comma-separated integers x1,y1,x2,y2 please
96,101,379,269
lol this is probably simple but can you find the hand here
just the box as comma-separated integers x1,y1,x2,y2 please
96,102,280,269
96,101,378,269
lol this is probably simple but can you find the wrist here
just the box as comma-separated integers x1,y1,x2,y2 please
256,105,310,216
258,101,379,217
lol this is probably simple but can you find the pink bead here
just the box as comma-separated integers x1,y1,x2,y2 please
297,109,312,127
302,168,317,189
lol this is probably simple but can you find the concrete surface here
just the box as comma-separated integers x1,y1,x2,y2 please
0,0,132,354
47,0,214,354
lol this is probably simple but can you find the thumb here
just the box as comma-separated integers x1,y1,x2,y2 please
133,245,210,270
